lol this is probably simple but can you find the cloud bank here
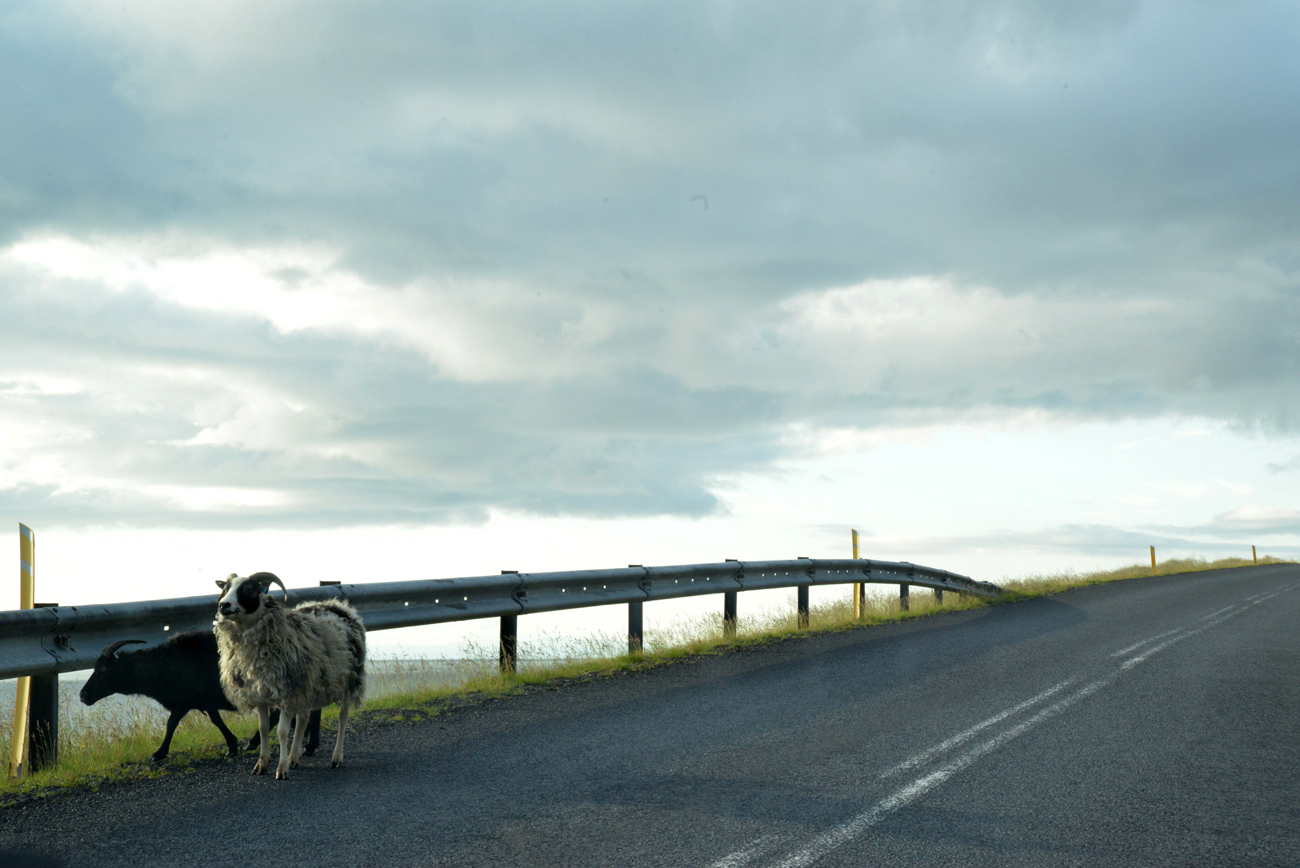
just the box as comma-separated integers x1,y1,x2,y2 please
2,0,1298,528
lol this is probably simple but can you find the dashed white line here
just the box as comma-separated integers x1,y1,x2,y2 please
1112,603,1247,657
880,678,1075,778
1199,603,1241,621
1111,625,1191,657
768,676,1119,868
708,835,785,868
719,586,1299,868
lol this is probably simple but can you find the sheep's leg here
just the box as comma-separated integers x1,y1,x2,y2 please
304,708,322,756
206,709,240,758
288,713,308,768
248,709,286,753
331,699,349,768
252,707,272,775
153,709,185,761
275,708,293,779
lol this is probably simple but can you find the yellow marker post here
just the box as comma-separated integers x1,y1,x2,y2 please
9,524,35,779
1150,545,1156,576
851,529,863,619
1253,545,1257,564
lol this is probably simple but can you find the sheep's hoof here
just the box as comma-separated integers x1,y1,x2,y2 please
252,759,268,775
275,766,289,781
150,752,168,763
330,759,342,769
289,759,300,769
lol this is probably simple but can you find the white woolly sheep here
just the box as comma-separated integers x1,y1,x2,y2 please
214,572,366,780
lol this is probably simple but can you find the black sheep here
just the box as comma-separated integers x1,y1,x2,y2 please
80,631,321,761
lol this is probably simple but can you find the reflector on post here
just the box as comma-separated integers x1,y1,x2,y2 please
852,529,864,619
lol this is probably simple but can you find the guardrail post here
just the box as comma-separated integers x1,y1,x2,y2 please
933,588,943,604
723,591,737,640
899,583,909,612
28,601,58,773
499,615,517,675
628,600,643,654
797,585,809,628
9,523,36,779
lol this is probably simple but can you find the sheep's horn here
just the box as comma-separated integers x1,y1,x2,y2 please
250,571,288,601
104,639,146,658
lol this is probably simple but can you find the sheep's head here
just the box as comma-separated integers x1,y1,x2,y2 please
216,572,287,622
79,639,147,706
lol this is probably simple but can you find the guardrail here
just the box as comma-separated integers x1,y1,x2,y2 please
0,557,1000,681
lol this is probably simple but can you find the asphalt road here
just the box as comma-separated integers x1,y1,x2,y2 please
2,565,1297,867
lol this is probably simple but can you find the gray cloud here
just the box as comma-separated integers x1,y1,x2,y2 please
919,523,1300,563
1267,455,1300,474
3,1,1300,527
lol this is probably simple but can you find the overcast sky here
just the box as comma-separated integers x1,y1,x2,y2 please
3,1,1299,638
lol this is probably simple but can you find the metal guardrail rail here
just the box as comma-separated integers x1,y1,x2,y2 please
0,557,1000,680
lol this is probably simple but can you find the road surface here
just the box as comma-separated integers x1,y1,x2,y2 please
2,564,1297,866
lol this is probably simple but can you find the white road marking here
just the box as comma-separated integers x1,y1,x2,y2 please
1110,626,1190,657
1111,603,1242,657
1247,587,1291,607
880,679,1075,778
709,835,785,868
1119,603,1254,668
1199,603,1240,621
735,583,1300,868
768,676,1119,868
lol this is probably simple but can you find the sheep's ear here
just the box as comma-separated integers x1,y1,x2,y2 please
214,580,227,591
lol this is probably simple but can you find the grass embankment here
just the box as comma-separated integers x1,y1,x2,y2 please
1,554,1288,802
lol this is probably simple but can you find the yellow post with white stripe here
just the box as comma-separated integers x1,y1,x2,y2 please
9,524,35,779
852,529,863,619
1149,545,1156,575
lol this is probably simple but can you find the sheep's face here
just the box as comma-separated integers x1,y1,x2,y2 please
216,573,266,622
80,639,146,706
80,655,121,706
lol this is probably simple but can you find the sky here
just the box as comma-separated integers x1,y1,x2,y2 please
3,1,1299,655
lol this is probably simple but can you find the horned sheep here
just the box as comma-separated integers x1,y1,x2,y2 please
81,632,242,761
80,631,322,761
215,571,366,779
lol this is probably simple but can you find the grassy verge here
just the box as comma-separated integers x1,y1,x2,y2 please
1,553,1289,803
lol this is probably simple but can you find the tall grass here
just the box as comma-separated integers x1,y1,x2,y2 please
1,553,1288,800
1000,554,1289,597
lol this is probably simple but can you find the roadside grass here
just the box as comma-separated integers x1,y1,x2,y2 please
999,554,1290,599
1,553,1289,802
